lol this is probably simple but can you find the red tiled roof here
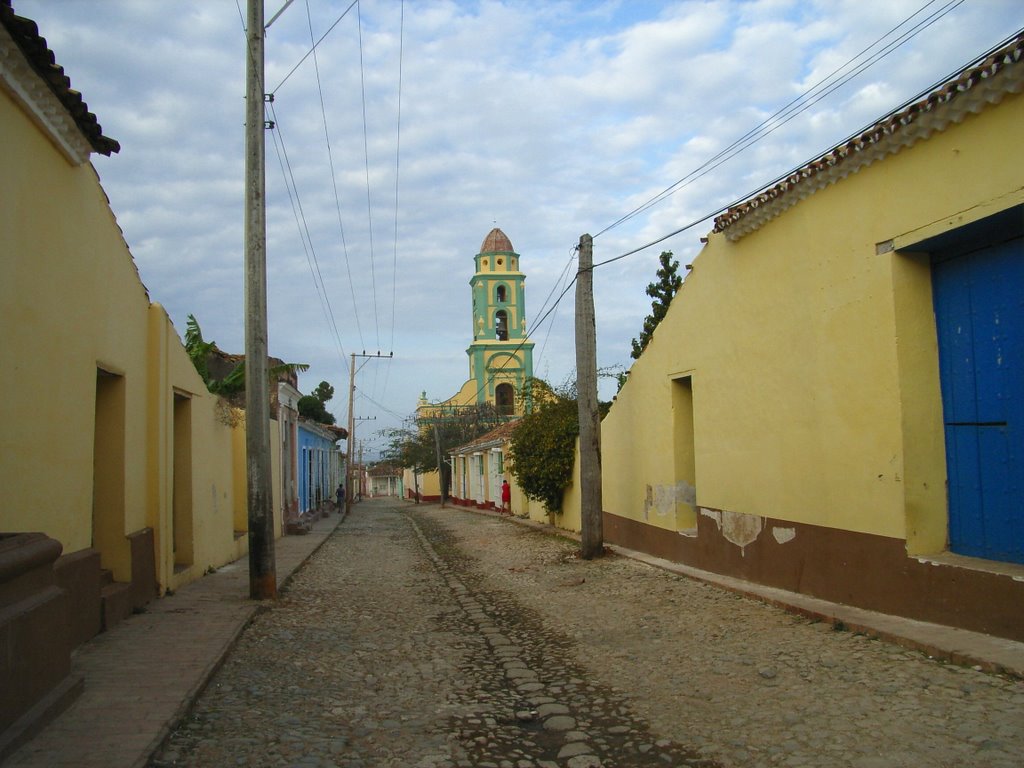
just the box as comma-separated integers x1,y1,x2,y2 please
713,31,1024,240
480,227,514,254
1,0,120,156
450,419,519,455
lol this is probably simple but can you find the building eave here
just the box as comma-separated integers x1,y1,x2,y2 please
713,31,1024,242
0,1,120,164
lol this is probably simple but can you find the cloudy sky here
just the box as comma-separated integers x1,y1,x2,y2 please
17,0,1024,456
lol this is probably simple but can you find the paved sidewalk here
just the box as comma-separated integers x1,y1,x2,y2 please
5,513,343,768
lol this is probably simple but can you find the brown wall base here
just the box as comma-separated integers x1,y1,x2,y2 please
53,548,102,649
128,528,156,608
0,533,72,736
604,510,1024,642
1,524,158,747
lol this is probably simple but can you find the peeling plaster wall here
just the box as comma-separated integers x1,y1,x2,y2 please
644,481,695,521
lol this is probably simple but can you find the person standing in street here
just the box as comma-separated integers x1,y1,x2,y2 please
501,479,511,515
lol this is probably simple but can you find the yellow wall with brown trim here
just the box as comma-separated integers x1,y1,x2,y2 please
571,90,1024,556
0,81,265,593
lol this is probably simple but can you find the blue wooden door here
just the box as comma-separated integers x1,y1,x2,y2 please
933,236,1023,563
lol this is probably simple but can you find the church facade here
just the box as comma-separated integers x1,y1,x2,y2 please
418,227,535,419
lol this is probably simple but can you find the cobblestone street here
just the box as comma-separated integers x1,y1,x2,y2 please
150,500,1024,768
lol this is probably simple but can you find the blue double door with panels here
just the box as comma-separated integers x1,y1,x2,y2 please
932,236,1023,564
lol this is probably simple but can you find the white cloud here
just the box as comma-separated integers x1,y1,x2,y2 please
14,0,1024,448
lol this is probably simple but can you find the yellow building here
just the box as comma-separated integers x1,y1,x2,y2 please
571,34,1024,641
0,5,285,739
448,420,539,521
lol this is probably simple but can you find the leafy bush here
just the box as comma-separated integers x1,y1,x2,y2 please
507,379,579,514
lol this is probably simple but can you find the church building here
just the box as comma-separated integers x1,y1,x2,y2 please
418,227,534,418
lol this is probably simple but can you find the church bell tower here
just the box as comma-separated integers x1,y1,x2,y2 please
467,228,534,415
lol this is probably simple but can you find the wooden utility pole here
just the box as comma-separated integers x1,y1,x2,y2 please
576,233,603,559
344,351,392,515
244,0,276,599
433,425,446,507
346,353,355,516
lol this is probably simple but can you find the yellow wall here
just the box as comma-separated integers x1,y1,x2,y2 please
1,82,260,594
584,91,1024,554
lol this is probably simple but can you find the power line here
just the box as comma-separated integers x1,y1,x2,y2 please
380,0,406,402
593,0,964,240
267,102,349,369
270,0,358,95
357,1,381,351
590,0,975,269
534,248,578,368
303,0,365,353
389,0,405,359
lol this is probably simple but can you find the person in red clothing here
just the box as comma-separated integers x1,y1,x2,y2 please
501,479,511,515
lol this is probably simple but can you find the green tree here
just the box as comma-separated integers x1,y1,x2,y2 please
298,380,336,425
506,379,580,514
630,251,682,360
312,380,335,404
184,314,308,398
381,402,505,500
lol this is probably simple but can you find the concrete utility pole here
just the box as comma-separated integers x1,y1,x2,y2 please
345,352,392,515
244,0,276,599
576,233,603,559
346,353,355,516
433,425,446,507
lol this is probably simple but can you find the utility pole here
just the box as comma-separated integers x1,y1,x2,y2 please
576,233,603,559
346,353,355,516
244,0,276,599
345,351,392,515
433,425,446,507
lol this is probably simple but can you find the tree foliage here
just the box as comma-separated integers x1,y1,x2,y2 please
630,251,682,360
298,395,335,425
312,380,335,404
507,379,580,514
381,402,505,498
297,380,336,425
184,314,309,399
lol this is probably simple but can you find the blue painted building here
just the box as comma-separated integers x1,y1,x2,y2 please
297,421,344,515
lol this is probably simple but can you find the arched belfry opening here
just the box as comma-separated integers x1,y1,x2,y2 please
496,383,515,415
495,310,508,340
496,285,507,303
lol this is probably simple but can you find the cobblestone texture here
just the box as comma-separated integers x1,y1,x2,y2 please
150,501,1024,768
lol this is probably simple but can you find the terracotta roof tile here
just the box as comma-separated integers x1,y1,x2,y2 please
1,0,120,155
480,227,515,254
450,419,519,454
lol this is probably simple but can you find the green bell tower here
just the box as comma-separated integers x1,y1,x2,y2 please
467,228,534,415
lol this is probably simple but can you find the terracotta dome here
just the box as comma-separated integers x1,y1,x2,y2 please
480,227,514,253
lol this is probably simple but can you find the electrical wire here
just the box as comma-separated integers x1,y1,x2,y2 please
590,0,975,268
593,0,964,240
380,0,406,400
270,0,358,95
357,1,381,352
268,101,350,370
303,0,365,355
